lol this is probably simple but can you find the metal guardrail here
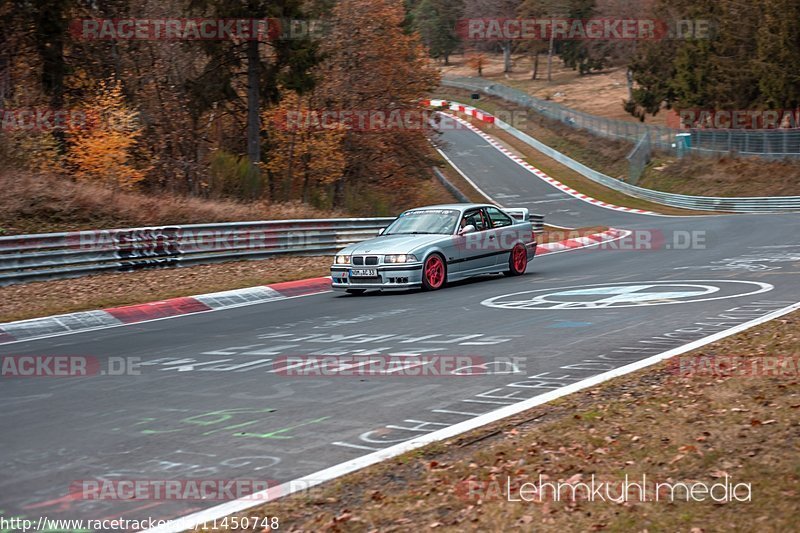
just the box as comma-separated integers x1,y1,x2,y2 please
0,218,393,286
0,213,546,286
442,77,800,159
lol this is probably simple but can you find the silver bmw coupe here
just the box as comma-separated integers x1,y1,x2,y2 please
331,203,537,294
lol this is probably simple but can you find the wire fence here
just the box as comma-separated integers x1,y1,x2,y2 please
442,77,800,159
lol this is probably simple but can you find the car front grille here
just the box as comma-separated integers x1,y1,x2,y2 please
352,255,379,266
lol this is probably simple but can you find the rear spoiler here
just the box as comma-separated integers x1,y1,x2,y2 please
503,207,529,222
503,207,544,233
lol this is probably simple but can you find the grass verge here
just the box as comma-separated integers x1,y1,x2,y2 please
212,309,800,531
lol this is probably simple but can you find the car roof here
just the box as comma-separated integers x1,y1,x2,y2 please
406,203,496,213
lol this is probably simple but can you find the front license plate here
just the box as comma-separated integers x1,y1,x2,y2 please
350,269,377,277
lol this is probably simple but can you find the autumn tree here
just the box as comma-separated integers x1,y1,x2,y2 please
263,91,346,203
467,53,487,76
315,0,440,206
66,78,145,189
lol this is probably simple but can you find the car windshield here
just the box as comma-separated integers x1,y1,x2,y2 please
383,209,460,235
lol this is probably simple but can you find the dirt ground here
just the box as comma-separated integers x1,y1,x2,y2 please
441,53,668,126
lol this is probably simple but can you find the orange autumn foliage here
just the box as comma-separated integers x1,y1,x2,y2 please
67,78,145,189
264,91,347,202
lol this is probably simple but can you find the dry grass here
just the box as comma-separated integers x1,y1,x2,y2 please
639,156,800,198
0,161,465,237
219,311,800,532
440,55,666,125
0,171,344,236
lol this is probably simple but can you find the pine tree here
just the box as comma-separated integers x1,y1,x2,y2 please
412,0,463,65
559,0,608,75
755,0,800,110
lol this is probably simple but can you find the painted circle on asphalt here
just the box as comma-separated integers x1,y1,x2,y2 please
481,280,774,310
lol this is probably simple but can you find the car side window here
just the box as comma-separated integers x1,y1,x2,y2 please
462,209,488,232
486,207,513,228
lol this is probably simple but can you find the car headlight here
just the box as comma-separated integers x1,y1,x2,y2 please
334,255,351,265
384,254,418,263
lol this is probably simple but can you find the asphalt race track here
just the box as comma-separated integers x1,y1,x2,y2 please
2,114,799,526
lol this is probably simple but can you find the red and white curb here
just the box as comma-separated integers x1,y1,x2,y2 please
0,230,627,345
424,99,656,215
0,277,331,345
537,228,629,255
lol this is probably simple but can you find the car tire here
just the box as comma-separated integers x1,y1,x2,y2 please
421,253,446,291
346,289,367,295
504,244,527,276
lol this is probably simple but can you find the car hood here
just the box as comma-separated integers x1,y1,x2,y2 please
341,234,449,255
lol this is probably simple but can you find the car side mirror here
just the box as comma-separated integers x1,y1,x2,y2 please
459,224,476,235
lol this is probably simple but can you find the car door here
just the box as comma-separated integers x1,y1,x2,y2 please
456,208,497,274
484,206,518,267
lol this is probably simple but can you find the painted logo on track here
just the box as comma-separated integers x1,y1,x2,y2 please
482,280,774,310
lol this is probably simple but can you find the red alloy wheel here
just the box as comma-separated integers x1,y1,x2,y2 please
507,244,527,276
422,254,445,290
